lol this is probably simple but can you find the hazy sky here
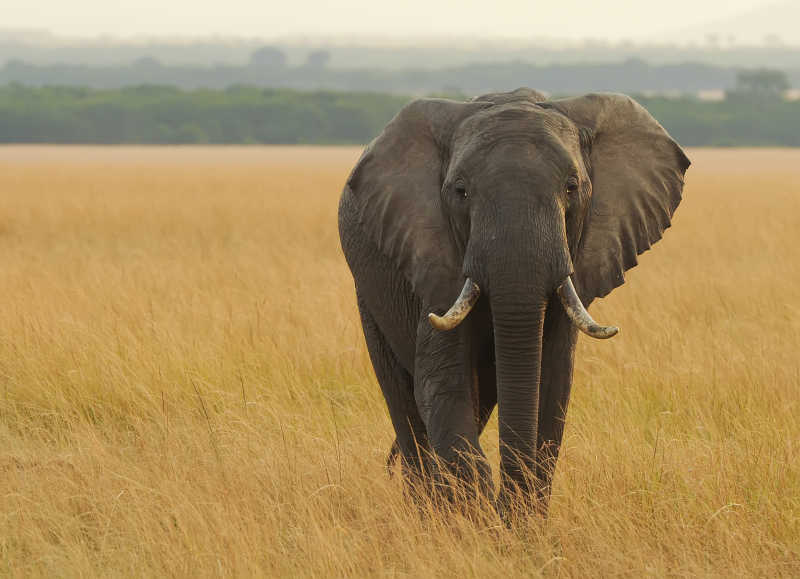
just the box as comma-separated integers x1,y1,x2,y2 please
2,0,781,41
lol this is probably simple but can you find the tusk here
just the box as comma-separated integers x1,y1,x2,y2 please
428,278,480,331
557,277,619,339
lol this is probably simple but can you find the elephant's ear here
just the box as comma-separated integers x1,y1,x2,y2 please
546,93,690,304
344,98,490,308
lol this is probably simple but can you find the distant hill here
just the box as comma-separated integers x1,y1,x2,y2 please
669,1,800,45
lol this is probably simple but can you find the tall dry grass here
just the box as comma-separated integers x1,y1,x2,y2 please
0,146,797,577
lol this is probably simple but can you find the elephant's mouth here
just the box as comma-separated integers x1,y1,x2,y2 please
428,276,618,339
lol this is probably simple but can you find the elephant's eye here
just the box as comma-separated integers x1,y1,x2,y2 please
566,177,579,195
454,182,468,199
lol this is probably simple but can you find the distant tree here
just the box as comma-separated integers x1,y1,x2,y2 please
733,68,790,99
304,50,330,70
249,47,287,69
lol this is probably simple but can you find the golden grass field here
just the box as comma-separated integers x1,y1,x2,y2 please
0,145,798,577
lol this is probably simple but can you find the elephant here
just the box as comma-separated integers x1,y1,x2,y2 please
338,87,689,515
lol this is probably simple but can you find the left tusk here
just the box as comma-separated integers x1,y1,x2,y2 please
557,277,618,339
428,278,480,331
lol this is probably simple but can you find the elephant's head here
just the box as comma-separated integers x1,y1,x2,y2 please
346,88,689,492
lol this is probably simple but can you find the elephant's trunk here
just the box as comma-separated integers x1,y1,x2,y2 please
479,198,572,508
491,289,546,499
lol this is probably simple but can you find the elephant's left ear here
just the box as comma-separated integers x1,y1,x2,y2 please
545,93,690,304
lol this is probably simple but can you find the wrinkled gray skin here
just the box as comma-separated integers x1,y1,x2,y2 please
338,88,690,515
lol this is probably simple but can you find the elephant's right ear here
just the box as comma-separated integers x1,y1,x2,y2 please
344,99,490,308
545,94,690,305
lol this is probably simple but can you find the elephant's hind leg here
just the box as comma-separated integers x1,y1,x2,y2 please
357,295,430,479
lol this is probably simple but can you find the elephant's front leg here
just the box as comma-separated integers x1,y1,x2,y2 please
535,295,579,513
413,317,492,500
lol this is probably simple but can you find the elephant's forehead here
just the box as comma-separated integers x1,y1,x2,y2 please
459,103,576,139
452,104,580,166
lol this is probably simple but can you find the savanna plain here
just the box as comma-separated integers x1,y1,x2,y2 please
0,146,798,577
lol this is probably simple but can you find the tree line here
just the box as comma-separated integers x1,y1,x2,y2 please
1,84,799,146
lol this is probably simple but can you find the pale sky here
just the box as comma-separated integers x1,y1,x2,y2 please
0,0,781,41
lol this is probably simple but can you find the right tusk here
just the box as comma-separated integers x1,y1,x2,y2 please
557,277,619,339
428,278,480,331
